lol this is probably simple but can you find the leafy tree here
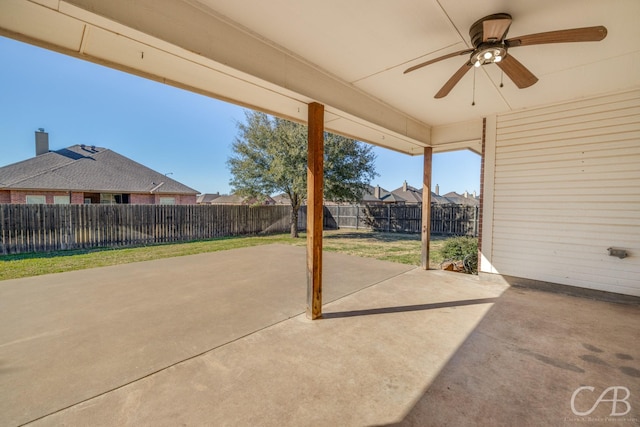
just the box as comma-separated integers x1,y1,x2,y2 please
228,110,377,237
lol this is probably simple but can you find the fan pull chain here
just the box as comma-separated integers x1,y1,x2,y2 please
500,71,504,88
471,67,476,106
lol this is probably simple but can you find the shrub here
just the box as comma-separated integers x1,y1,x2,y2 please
439,236,478,274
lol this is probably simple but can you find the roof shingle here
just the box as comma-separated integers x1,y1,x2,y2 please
0,145,198,194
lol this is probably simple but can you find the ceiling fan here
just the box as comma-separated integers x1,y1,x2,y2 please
404,13,607,98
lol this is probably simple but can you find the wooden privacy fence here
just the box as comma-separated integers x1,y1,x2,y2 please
324,204,479,236
0,203,477,255
0,204,306,255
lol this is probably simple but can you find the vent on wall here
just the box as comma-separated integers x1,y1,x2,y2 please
607,248,628,259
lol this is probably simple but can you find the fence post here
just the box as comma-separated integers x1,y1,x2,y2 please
356,204,359,230
387,204,391,232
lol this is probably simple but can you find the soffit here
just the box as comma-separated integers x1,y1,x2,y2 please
1,0,639,154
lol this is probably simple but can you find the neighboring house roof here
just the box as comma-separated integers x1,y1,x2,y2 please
431,193,454,204
209,194,246,204
0,145,198,194
381,193,406,204
197,193,221,204
390,182,456,204
361,185,400,204
210,194,275,205
272,193,292,205
391,182,422,204
442,191,479,206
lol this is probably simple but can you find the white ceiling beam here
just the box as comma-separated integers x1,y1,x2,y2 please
57,0,431,149
431,119,483,154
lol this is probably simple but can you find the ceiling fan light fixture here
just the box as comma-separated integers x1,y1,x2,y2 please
473,45,507,67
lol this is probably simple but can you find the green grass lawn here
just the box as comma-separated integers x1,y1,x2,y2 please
0,229,452,281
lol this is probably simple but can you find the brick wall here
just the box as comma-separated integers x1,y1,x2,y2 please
1,190,196,205
130,194,155,204
8,190,73,204
478,118,486,271
175,194,197,205
71,192,85,204
138,194,197,205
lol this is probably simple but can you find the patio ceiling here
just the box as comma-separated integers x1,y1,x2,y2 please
1,0,639,154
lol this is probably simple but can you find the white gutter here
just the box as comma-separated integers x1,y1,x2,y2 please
149,182,164,193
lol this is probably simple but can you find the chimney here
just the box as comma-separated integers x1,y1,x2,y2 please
402,180,407,192
464,190,469,198
374,185,380,199
435,184,440,196
35,128,49,156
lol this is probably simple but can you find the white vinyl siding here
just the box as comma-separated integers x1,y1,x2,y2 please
489,89,640,296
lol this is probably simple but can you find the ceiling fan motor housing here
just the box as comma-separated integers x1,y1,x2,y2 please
468,13,512,67
469,13,512,46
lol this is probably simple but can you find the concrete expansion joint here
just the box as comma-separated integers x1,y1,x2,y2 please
19,313,304,426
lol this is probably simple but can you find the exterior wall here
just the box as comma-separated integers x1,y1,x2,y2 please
481,89,640,296
170,194,196,205
130,194,155,204
71,192,84,204
3,190,73,204
10,191,23,204
131,194,196,205
0,191,195,205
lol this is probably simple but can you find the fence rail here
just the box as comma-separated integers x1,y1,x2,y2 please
0,203,477,255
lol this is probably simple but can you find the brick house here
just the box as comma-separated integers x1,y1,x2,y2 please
389,181,479,206
0,130,198,205
196,193,221,204
209,194,275,205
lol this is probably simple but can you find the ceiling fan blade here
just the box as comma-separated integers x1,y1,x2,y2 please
404,49,473,74
505,26,607,47
496,55,538,89
434,62,472,98
483,17,512,42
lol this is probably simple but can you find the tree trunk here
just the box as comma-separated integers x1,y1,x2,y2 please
290,203,299,238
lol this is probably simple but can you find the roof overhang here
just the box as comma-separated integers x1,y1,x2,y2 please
1,0,638,155
0,0,436,154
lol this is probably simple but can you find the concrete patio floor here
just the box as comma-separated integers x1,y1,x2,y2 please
1,244,638,426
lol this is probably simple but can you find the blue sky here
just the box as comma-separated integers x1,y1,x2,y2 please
0,36,480,196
